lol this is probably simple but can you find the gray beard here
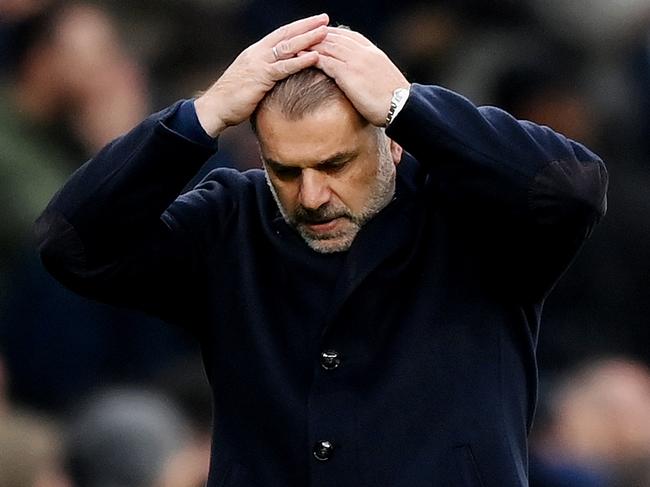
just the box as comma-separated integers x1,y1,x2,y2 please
264,137,396,253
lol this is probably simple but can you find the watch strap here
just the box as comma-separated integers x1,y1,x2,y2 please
384,87,410,127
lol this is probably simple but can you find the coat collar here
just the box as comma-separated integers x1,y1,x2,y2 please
322,154,428,330
266,153,429,330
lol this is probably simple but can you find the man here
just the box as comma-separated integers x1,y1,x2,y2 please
36,14,608,487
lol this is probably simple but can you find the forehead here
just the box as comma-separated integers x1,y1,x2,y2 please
256,98,373,167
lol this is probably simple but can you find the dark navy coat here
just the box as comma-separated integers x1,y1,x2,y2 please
36,84,608,486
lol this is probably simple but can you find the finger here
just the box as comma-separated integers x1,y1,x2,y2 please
315,54,346,79
310,32,367,60
269,51,320,81
327,26,374,46
309,40,351,61
325,31,365,48
263,13,329,46
272,25,328,60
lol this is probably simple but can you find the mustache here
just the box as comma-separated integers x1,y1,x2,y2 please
292,205,351,224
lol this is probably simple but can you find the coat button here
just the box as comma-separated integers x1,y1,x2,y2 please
313,440,335,461
320,350,341,370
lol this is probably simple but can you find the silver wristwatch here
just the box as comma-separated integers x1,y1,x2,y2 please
384,87,410,127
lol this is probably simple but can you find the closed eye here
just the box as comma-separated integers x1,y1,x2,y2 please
265,160,301,180
264,150,357,180
272,165,301,180
320,159,350,174
318,152,356,174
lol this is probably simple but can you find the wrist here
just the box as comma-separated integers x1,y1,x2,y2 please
194,95,228,138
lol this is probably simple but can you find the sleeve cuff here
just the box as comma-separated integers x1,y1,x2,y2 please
165,99,218,149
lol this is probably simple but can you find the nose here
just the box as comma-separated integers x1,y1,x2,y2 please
299,169,331,210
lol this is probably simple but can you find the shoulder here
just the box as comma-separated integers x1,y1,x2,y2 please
169,167,274,221
192,167,268,199
160,167,276,252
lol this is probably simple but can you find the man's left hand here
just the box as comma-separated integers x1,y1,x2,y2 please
310,27,410,127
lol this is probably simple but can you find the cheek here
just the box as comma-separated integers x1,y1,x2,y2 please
272,180,300,211
330,176,371,211
338,160,379,206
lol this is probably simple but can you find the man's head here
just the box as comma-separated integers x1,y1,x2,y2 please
253,68,403,253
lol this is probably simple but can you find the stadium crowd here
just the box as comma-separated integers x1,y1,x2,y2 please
1,0,649,486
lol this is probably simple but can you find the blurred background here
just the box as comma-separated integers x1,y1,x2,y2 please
1,1,649,486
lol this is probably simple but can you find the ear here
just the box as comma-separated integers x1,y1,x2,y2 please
389,139,403,166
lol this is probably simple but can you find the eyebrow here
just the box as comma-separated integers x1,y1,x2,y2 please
264,150,358,172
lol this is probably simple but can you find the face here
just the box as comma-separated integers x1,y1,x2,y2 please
256,97,402,253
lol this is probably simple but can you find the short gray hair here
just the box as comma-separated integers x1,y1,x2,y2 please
250,68,348,134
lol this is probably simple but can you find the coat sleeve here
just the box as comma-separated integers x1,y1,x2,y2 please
35,102,235,328
387,84,609,301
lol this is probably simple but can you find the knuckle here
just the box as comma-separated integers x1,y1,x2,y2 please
239,48,255,64
277,42,292,55
278,62,291,75
263,63,276,77
265,64,284,81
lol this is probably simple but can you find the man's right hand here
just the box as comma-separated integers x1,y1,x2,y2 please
194,13,329,138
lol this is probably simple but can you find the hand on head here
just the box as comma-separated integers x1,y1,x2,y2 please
310,27,411,127
195,15,410,138
195,14,329,137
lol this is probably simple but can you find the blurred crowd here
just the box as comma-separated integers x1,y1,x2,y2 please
1,1,649,486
